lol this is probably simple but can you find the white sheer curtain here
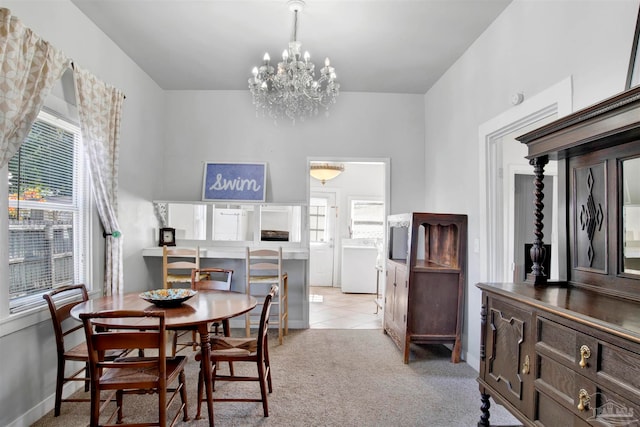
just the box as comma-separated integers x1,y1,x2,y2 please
73,65,126,295
0,7,69,168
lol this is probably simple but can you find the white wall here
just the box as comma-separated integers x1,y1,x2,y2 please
0,2,164,426
423,0,640,370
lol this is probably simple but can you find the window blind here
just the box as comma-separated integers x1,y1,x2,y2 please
7,111,88,312
351,200,384,239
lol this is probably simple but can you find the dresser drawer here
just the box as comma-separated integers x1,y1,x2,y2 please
597,340,640,403
536,316,597,368
534,391,590,427
536,353,640,426
536,315,640,403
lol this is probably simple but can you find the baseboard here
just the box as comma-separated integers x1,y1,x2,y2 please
465,351,480,373
227,318,306,329
7,381,84,427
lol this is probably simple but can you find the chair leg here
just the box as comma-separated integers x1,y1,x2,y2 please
196,361,218,420
116,390,124,424
196,361,217,420
245,312,251,337
192,330,198,351
257,359,269,417
264,339,273,393
278,292,283,345
212,362,218,392
170,330,177,357
222,320,235,376
84,361,90,392
159,384,167,427
89,384,100,427
54,358,65,416
179,369,189,421
284,276,289,337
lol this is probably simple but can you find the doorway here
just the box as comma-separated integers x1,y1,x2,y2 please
479,77,571,282
307,159,389,329
512,172,555,281
495,120,558,282
308,285,383,329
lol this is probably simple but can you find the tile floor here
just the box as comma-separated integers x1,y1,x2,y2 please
309,286,383,329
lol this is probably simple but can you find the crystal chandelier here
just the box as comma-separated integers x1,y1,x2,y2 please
248,0,339,123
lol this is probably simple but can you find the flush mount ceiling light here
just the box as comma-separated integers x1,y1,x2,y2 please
310,163,344,185
248,0,339,123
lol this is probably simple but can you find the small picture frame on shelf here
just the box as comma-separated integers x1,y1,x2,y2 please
626,6,640,89
159,227,176,247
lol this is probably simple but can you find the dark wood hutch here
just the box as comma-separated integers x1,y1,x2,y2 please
385,213,467,364
477,86,640,426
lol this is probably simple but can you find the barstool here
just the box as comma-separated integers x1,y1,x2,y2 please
245,247,288,344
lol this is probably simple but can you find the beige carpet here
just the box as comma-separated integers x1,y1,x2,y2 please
32,329,520,427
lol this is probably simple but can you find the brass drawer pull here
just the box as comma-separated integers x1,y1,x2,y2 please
579,345,591,368
577,389,590,411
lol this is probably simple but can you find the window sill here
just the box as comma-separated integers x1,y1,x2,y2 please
0,304,50,338
0,290,101,338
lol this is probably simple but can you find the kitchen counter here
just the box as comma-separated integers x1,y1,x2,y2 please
142,246,308,260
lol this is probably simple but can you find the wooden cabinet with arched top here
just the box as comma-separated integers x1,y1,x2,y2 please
384,212,467,364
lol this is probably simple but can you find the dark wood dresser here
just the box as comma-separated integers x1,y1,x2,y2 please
385,212,467,364
477,86,640,426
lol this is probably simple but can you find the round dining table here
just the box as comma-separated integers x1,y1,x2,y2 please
71,290,257,427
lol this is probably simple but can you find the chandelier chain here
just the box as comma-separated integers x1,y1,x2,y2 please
291,9,298,43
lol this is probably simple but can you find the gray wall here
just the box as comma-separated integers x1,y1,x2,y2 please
422,0,640,370
0,2,424,426
2,0,640,425
160,90,424,212
0,2,164,426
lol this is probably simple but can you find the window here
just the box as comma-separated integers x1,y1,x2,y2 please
350,200,384,239
309,198,328,242
7,110,89,313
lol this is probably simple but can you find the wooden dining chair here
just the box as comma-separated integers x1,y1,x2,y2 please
172,267,234,354
194,285,277,419
80,310,189,427
43,284,91,417
245,247,288,344
192,267,234,336
162,245,204,289
43,284,128,417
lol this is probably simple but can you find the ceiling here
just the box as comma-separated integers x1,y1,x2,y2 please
70,0,512,94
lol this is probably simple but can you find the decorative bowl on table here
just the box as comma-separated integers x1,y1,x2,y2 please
139,289,197,308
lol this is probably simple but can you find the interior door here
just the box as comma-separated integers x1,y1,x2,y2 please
309,192,337,286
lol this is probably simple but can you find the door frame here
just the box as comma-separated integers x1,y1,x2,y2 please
478,77,572,283
305,157,391,327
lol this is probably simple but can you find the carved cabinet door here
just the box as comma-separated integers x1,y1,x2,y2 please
384,260,407,346
480,293,535,418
